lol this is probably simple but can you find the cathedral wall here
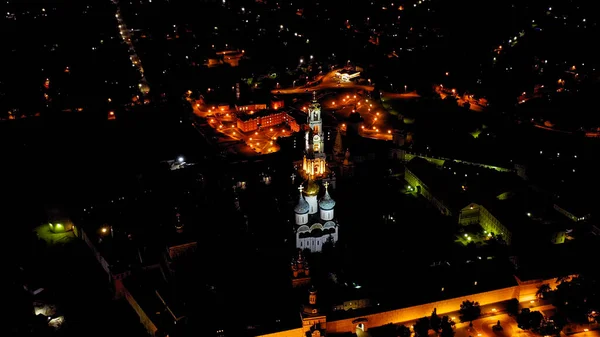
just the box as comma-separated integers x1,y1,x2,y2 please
320,209,334,221
306,196,318,214
326,285,520,334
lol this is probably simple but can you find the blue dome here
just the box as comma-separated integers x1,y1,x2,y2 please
295,196,310,214
319,190,336,210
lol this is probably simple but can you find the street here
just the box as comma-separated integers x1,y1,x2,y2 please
114,2,150,96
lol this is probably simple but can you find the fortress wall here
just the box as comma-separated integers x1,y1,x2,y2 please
326,286,520,334
257,327,304,337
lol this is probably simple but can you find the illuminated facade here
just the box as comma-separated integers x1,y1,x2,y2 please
291,250,311,288
271,97,284,110
458,203,512,245
294,181,338,253
405,165,452,216
235,103,267,112
236,110,299,133
302,91,327,177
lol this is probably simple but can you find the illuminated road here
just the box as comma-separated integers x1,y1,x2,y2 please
272,69,375,95
113,1,150,97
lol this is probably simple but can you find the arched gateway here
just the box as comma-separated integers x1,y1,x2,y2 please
352,318,368,332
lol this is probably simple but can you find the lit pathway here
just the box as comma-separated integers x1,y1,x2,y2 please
112,0,150,97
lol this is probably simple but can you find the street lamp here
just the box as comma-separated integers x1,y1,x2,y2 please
404,85,407,93
293,80,296,87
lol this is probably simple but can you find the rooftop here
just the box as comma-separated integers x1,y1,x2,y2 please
407,157,527,213
237,109,287,121
405,157,468,211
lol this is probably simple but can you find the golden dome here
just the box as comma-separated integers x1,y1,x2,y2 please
303,179,320,196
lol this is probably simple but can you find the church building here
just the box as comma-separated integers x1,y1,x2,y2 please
294,181,338,253
295,91,339,253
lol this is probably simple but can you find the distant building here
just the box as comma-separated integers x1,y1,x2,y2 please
291,250,311,288
404,158,454,216
332,299,371,312
235,103,267,113
207,50,244,67
236,109,299,133
301,287,327,337
459,203,513,244
271,97,285,110
335,69,360,82
553,203,591,222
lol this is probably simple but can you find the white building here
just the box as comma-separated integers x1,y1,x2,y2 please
335,70,361,82
294,181,339,252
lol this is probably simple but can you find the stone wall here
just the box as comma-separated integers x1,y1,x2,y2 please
326,286,520,334
516,276,576,302
120,279,159,337
257,327,304,337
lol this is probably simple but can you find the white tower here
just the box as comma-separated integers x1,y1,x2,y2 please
302,91,327,176
307,91,325,153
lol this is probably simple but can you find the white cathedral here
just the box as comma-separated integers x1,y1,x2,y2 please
294,91,339,253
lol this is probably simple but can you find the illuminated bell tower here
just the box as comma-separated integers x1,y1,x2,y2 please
302,91,326,176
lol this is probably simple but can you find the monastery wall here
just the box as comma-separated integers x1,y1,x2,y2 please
257,327,305,337
326,286,520,334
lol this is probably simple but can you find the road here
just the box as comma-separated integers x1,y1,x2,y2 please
272,69,375,95
113,1,150,97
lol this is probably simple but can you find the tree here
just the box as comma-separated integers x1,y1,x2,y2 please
440,324,454,337
398,325,411,337
536,284,552,299
550,312,567,331
414,317,430,337
507,298,520,316
440,316,454,337
459,300,481,322
517,308,532,329
430,308,441,332
529,311,544,329
517,309,544,330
